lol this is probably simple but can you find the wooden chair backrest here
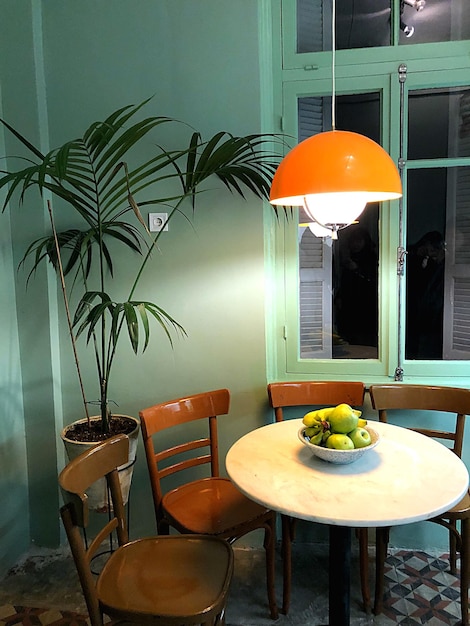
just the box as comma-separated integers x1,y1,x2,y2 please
58,434,130,626
267,381,366,422
139,388,230,508
369,384,470,457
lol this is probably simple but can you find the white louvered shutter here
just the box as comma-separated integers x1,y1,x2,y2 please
443,93,470,358
299,224,333,358
296,0,325,54
297,94,333,358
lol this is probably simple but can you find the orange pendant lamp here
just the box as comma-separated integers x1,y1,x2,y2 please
269,0,402,238
270,130,402,235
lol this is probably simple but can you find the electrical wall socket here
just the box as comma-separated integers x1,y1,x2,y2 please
148,212,169,232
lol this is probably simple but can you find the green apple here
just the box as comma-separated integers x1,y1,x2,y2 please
328,404,359,434
325,433,354,450
349,427,371,448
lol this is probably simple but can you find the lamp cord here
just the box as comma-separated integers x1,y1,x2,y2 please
331,0,336,130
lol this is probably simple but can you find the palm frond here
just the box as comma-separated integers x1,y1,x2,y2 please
182,132,282,206
74,291,186,355
0,117,46,160
20,221,145,281
85,98,154,159
1,98,283,430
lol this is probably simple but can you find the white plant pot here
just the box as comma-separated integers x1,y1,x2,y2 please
61,415,140,513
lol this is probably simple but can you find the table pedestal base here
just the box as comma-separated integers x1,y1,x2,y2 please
328,525,351,626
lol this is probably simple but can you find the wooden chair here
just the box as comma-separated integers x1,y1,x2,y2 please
370,384,470,625
267,380,370,614
59,434,234,626
139,388,279,620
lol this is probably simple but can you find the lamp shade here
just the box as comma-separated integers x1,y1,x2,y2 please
270,130,402,207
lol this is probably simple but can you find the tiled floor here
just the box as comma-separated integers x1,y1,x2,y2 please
379,550,462,625
0,543,464,625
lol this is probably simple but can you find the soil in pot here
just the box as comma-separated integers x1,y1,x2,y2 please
63,415,137,442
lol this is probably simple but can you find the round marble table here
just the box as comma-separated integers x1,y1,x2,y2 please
226,418,469,626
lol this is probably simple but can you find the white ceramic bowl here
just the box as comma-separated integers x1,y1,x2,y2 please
298,425,380,465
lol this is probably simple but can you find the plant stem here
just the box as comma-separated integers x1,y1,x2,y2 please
47,200,90,425
90,145,109,433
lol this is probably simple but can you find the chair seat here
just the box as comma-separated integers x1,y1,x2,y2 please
97,535,233,620
435,489,470,519
140,389,278,619
369,384,470,626
163,477,271,536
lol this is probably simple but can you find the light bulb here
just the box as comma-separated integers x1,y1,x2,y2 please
303,192,367,229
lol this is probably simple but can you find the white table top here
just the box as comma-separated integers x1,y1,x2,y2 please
226,419,469,528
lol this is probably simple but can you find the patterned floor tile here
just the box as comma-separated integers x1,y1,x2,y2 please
0,549,466,625
381,550,463,625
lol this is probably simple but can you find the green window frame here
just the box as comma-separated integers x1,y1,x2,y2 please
261,0,470,385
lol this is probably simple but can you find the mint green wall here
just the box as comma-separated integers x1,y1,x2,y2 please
1,0,271,553
0,145,29,576
0,0,459,567
0,0,53,575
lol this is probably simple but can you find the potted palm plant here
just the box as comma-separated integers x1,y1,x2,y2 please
1,99,280,509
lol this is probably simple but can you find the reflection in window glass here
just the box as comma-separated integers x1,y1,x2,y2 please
297,94,380,360
296,0,470,53
298,206,379,360
296,0,391,52
335,0,391,49
405,167,470,360
333,215,379,358
400,0,470,45
408,88,470,160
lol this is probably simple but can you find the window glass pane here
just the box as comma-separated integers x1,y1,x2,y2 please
400,0,470,45
298,93,380,360
296,0,470,53
296,0,391,52
405,167,470,360
408,88,470,160
333,209,379,358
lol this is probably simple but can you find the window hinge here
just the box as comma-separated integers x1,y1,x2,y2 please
283,325,287,340
397,246,407,276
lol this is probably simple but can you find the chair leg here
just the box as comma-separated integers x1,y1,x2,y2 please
157,517,170,535
358,528,371,613
460,518,469,626
264,516,279,620
373,526,390,615
214,606,226,626
449,520,458,574
280,514,293,614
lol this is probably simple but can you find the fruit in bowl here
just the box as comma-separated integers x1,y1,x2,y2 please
298,403,380,464
349,427,372,448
